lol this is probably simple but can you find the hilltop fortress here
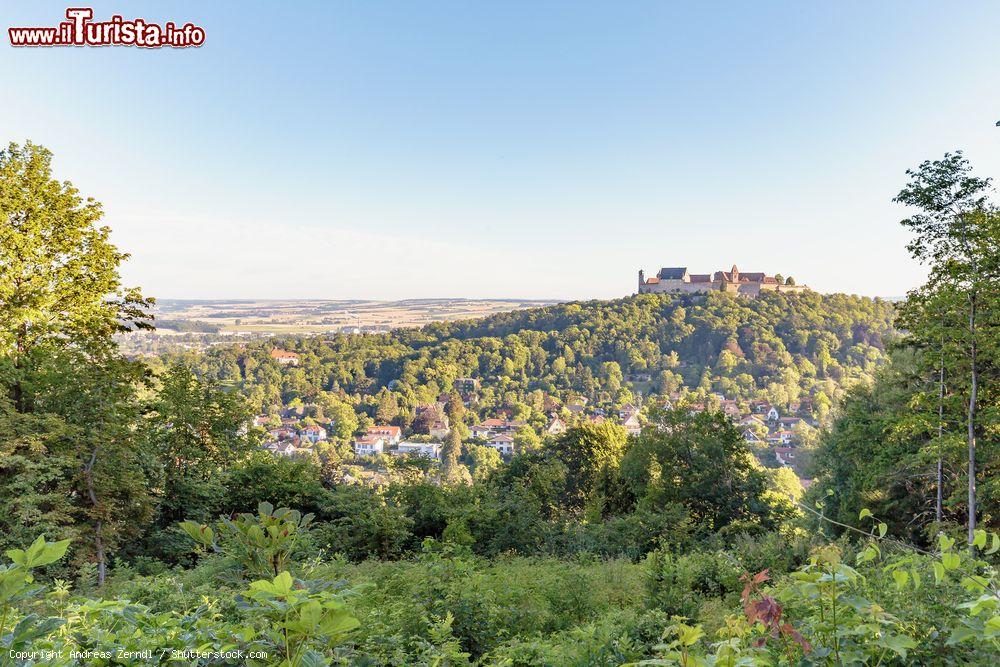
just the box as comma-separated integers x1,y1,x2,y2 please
638,265,807,297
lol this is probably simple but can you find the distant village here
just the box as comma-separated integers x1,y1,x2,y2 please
259,349,815,478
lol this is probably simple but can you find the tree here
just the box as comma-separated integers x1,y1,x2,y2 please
467,444,502,482
0,142,152,412
440,428,464,484
0,143,154,584
145,364,255,557
619,408,774,531
894,151,1000,548
547,422,628,510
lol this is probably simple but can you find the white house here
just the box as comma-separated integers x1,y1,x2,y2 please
270,349,300,366
354,435,385,457
546,415,567,436
394,441,441,460
365,425,401,446
300,425,327,444
622,412,642,436
486,434,515,456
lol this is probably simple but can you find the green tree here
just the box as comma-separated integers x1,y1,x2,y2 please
146,364,255,557
0,142,151,411
440,428,464,484
620,408,774,531
547,422,628,510
894,151,1000,548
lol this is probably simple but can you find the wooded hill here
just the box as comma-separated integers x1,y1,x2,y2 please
169,290,896,427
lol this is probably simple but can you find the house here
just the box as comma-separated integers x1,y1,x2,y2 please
720,400,742,419
767,429,794,445
354,434,385,457
743,429,762,444
470,424,493,439
779,417,804,431
429,419,451,440
766,406,780,422
299,425,327,444
365,425,401,445
485,434,515,456
270,349,300,366
471,418,524,439
267,427,297,441
267,441,310,457
394,441,442,459
253,415,272,428
546,415,567,436
739,415,766,429
618,404,639,421
774,446,797,467
622,412,642,436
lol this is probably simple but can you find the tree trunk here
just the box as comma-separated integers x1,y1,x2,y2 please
83,448,106,586
966,292,977,551
936,350,944,526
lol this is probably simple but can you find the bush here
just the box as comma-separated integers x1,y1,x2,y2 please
644,548,744,618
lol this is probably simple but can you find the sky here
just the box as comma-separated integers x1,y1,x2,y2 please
3,1,1000,301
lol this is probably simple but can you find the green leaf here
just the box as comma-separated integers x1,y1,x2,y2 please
946,625,979,645
891,569,909,590
877,522,887,538
932,562,945,584
34,539,71,567
987,533,1000,555
941,552,961,571
859,508,873,520
973,529,987,549
879,633,916,659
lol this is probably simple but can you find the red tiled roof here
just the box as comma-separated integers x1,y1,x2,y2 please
367,425,401,436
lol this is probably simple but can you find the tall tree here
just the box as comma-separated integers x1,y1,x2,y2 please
894,151,1000,548
0,142,154,583
0,142,152,411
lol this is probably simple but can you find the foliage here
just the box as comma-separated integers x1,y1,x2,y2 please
181,502,315,579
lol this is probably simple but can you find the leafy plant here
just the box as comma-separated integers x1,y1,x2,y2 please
181,501,315,578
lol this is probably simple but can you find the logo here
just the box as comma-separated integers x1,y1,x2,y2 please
9,8,205,48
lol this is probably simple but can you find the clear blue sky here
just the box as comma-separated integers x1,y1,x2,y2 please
3,1,1000,300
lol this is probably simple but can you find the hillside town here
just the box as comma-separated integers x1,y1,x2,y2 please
257,359,818,480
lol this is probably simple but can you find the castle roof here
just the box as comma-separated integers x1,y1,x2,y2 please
657,267,688,280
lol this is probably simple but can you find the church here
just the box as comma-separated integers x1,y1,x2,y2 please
638,265,807,297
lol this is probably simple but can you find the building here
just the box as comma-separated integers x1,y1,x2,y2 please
354,434,385,457
394,441,442,459
546,415,567,436
622,412,642,436
471,418,525,440
429,419,451,440
270,349,300,366
365,425,401,445
485,434,515,456
774,446,797,467
299,425,327,444
266,441,311,457
638,265,807,297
